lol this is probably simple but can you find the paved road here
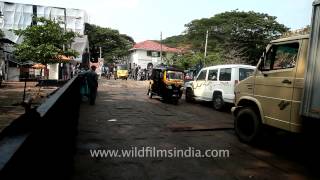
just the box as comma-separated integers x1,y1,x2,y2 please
73,79,318,180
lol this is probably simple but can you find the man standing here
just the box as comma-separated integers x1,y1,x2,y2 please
134,66,139,80
87,65,98,105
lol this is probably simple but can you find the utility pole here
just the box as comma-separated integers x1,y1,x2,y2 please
204,29,209,67
99,47,102,58
160,32,163,64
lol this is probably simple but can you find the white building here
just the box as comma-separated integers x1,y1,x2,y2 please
129,40,181,69
0,1,89,80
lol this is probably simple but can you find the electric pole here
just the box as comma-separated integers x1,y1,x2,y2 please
204,29,208,67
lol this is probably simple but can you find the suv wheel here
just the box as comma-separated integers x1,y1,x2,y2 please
213,95,224,110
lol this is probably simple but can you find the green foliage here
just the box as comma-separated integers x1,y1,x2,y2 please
165,10,288,67
162,35,188,48
84,23,134,63
14,17,79,64
171,52,202,69
205,52,223,66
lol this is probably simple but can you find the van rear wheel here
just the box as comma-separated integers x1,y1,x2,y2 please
234,107,261,143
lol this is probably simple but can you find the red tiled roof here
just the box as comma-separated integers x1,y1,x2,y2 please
130,40,181,53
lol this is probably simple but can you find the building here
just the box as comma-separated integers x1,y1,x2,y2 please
129,40,181,69
0,1,89,80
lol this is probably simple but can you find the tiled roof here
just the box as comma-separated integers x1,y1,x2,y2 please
130,40,181,53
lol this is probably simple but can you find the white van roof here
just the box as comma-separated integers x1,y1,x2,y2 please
202,64,256,70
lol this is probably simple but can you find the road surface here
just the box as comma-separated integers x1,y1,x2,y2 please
73,79,318,180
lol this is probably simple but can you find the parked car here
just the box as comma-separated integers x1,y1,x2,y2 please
184,64,256,110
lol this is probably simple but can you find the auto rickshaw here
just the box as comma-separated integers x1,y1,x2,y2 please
116,64,128,80
147,66,184,104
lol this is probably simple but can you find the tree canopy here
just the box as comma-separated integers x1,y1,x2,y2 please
163,10,289,69
84,23,135,63
14,17,79,64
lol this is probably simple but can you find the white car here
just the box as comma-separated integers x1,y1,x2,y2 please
184,64,256,110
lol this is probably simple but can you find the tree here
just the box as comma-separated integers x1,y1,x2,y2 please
162,35,188,49
14,17,79,65
164,10,288,66
186,11,288,64
171,52,203,69
84,23,135,64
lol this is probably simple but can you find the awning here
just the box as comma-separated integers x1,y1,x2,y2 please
32,63,46,69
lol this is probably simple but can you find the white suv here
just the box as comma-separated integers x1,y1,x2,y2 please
185,64,256,110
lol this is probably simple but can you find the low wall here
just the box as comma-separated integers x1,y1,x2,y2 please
0,76,81,179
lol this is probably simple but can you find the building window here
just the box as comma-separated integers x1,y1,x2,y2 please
147,51,160,57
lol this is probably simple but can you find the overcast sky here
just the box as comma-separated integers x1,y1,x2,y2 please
4,0,315,42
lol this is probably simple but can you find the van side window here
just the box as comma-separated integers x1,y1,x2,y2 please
208,69,218,81
219,68,231,81
262,43,299,71
197,70,207,81
239,68,254,81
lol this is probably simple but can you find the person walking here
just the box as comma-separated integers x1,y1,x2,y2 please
134,66,139,80
87,65,98,105
105,66,110,79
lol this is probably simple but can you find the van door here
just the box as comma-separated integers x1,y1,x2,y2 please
255,42,300,131
218,68,233,103
204,69,218,99
193,69,207,98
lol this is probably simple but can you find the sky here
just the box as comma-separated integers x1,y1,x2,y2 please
4,0,315,42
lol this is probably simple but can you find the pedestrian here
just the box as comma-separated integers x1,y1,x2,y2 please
105,66,110,79
86,65,98,105
62,64,68,80
134,66,139,80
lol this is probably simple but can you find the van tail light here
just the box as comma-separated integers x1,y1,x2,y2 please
235,80,239,85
